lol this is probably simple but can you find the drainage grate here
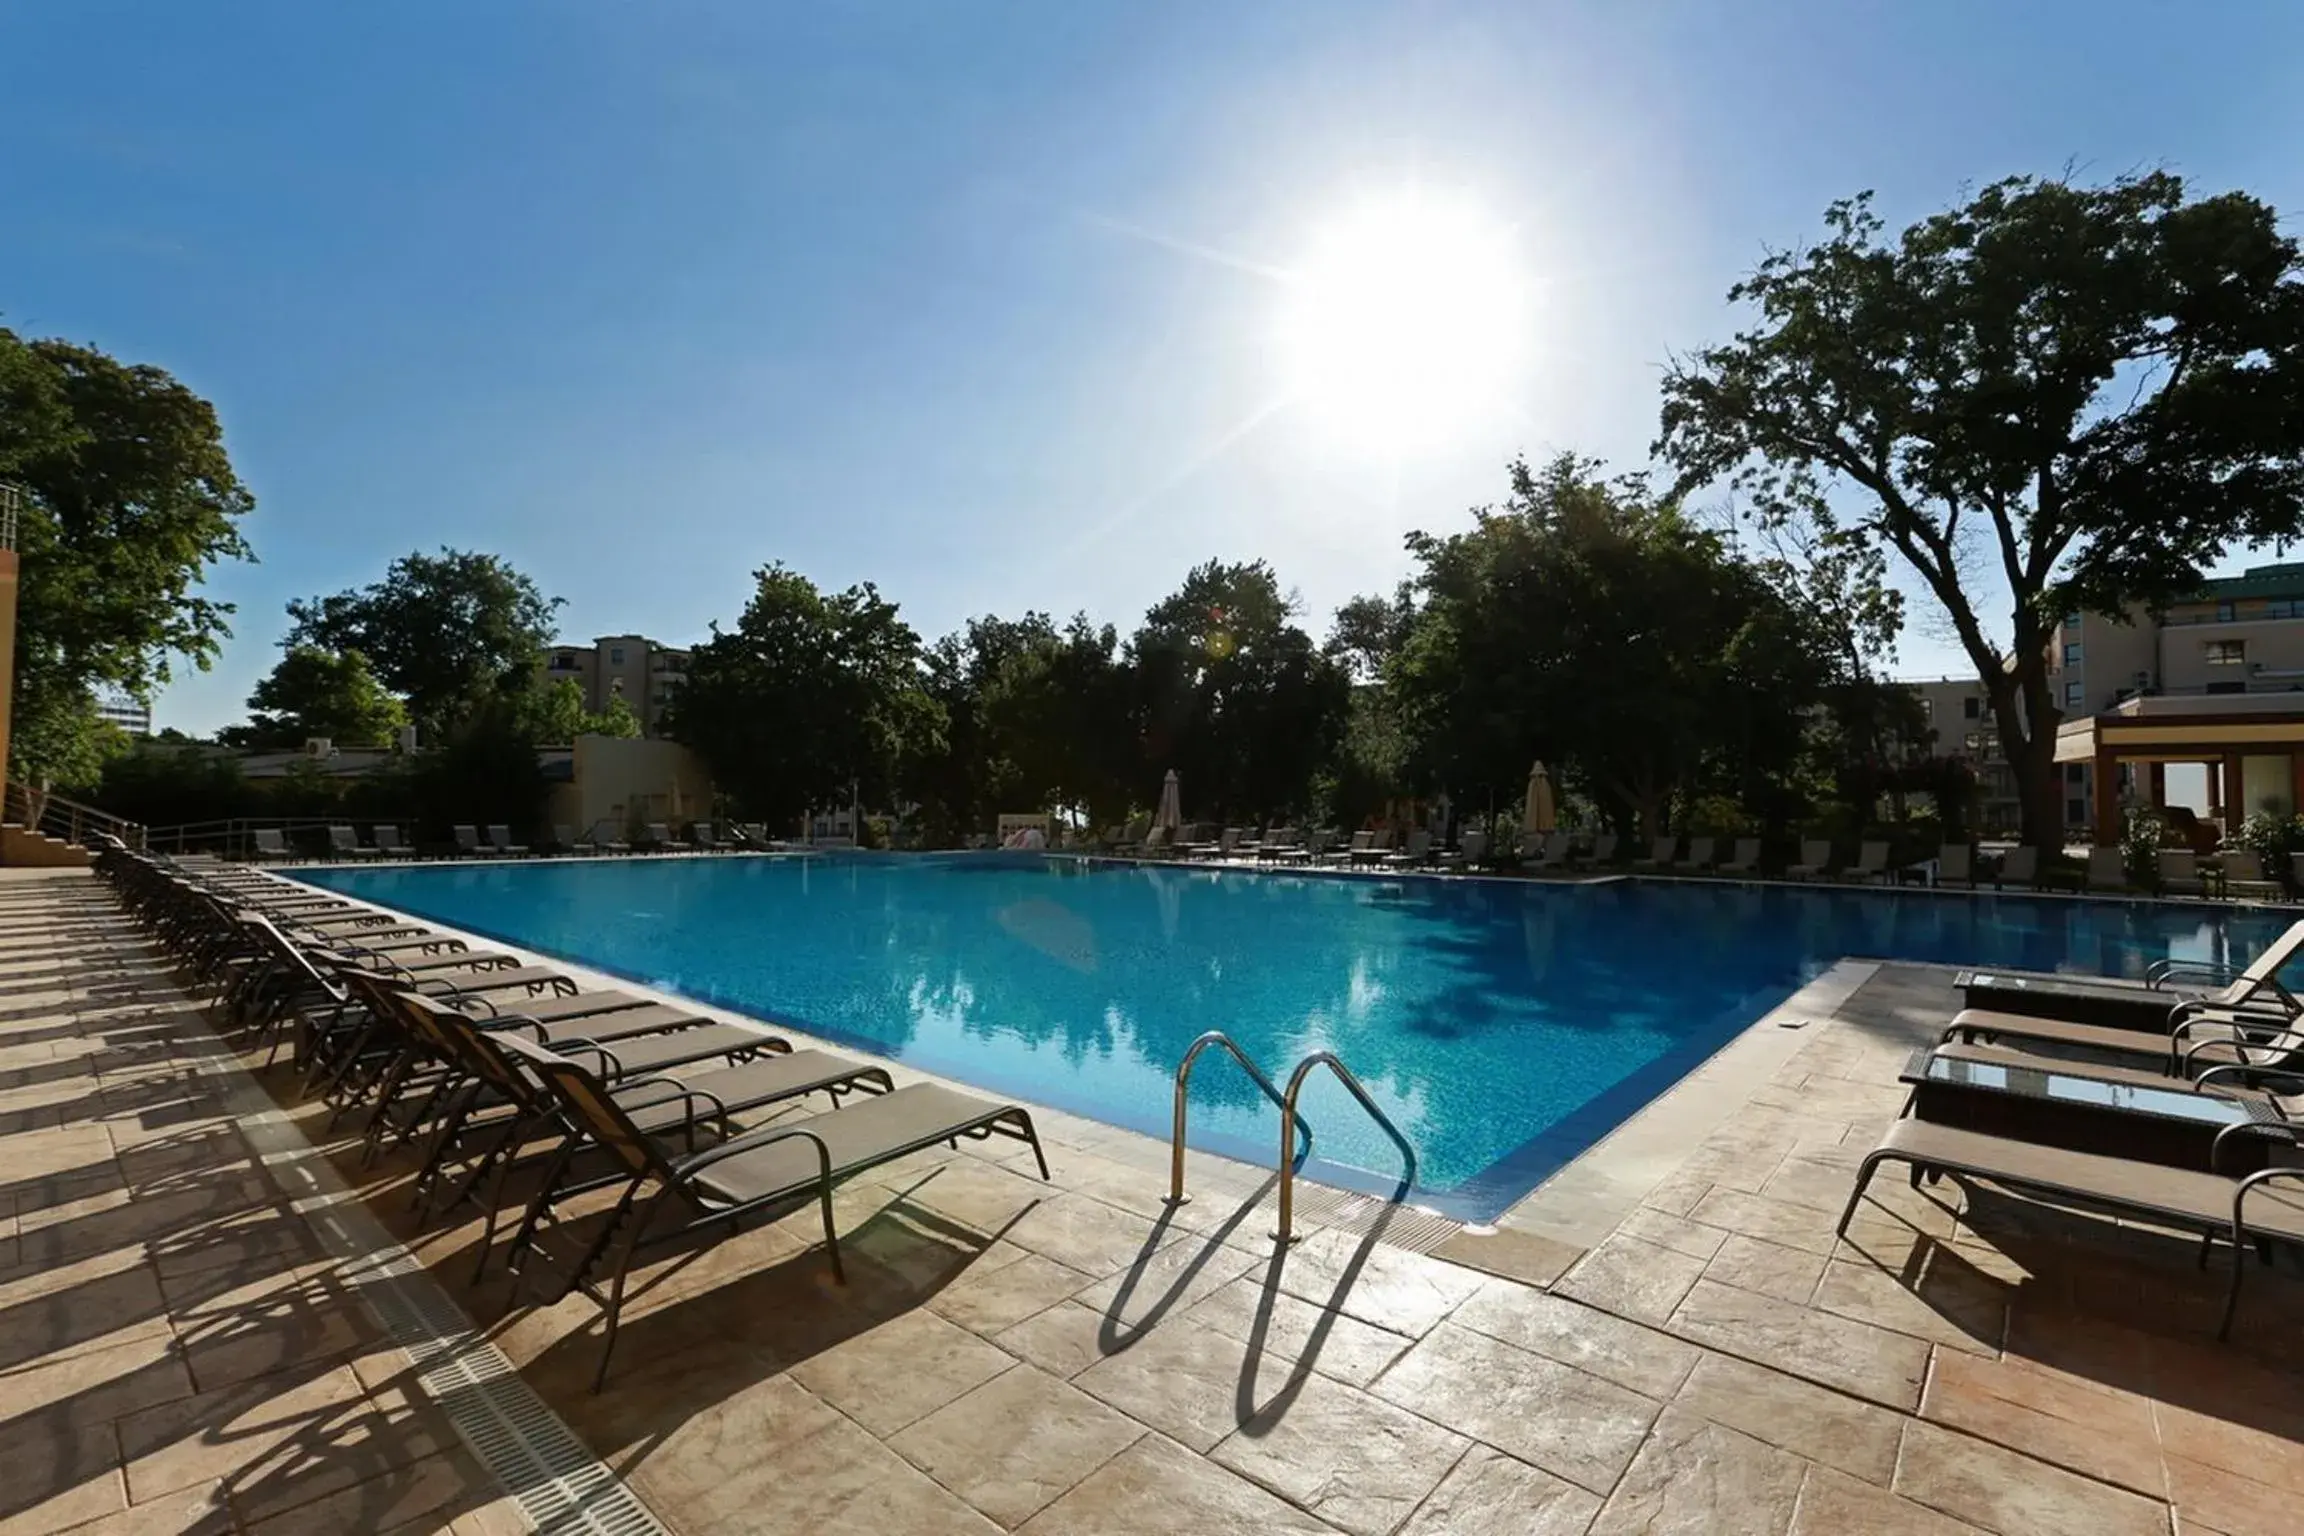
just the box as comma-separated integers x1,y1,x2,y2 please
1287,1182,1464,1255
185,1012,669,1536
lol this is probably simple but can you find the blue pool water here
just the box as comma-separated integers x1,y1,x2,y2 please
295,854,2293,1220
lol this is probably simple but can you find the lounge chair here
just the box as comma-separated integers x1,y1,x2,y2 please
1630,836,1677,872
1438,830,1489,871
1674,837,1723,874
452,824,484,857
1139,824,1177,858
690,822,726,852
550,824,584,855
1835,1117,2304,1338
1588,832,1619,865
2159,848,2207,896
1785,840,1832,880
1348,829,1396,867
2086,846,2127,892
487,824,528,857
584,820,629,855
1850,840,1892,883
1716,838,1763,877
638,823,674,853
250,828,292,862
328,825,380,861
372,826,414,858
511,1055,1049,1388
1524,831,1572,871
1383,829,1434,868
1994,845,2039,889
1948,919,2304,1041
1937,843,1974,887
2223,851,2282,902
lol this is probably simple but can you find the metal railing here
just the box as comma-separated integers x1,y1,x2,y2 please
141,816,380,861
3,781,147,849
1167,1030,1312,1205
1273,1051,1418,1244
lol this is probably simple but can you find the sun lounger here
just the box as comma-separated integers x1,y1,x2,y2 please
1850,840,1892,883
328,825,379,860
1785,839,1832,880
1630,836,1677,872
1438,830,1489,871
1522,830,1571,871
1836,1117,2304,1338
487,824,528,857
1955,921,2304,1030
1994,845,2039,889
1588,832,1619,864
1674,837,1722,874
512,1059,1047,1388
2086,846,2126,891
586,819,630,855
1717,838,1763,876
1348,829,1395,866
2222,851,2282,902
250,828,292,862
2159,848,2206,896
372,825,414,858
690,822,726,852
1937,843,1974,886
452,824,484,857
1382,829,1433,868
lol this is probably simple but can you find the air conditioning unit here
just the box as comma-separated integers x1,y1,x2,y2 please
302,737,334,758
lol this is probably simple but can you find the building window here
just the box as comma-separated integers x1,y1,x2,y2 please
551,650,576,669
2066,763,2084,784
2063,642,2082,665
2064,680,2084,708
2217,600,2235,622
1963,697,1981,719
2063,613,2081,632
2067,798,2085,824
2206,639,2246,666
609,646,626,666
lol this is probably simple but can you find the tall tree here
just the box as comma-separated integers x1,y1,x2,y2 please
665,564,941,829
230,645,407,749
517,677,641,744
0,330,255,788
286,549,560,740
1127,561,1350,821
1659,173,2304,848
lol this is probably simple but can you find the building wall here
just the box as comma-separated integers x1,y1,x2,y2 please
545,733,715,838
542,635,690,736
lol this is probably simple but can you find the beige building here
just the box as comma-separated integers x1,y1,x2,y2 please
1903,676,2022,834
543,634,692,736
544,734,716,838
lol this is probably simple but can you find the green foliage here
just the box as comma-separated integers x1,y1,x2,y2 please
406,705,548,840
2230,811,2304,888
2122,806,2168,886
11,689,129,793
0,329,254,785
1660,172,2304,847
287,549,560,740
228,646,406,749
518,678,642,744
1128,559,1350,821
665,565,940,830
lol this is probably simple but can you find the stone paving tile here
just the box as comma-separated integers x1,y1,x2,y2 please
998,1193,1169,1279
785,1306,1018,1437
889,1364,1146,1528
926,1241,1101,1334
1016,1433,1342,1536
993,1299,1128,1380
687,1409,1006,1535
1450,1279,1699,1399
1790,1465,1990,1536
1184,1274,1418,1389
1212,1371,1470,1536
1811,1252,2008,1356
1672,1352,1906,1487
1554,1232,1712,1326
1074,1313,1262,1452
1892,1419,2170,1536
1394,1445,1601,1536
1668,1278,1931,1410
1923,1348,2162,1496
1073,1230,1265,1333
0,1422,126,1536
1587,1405,1808,1535
1374,1322,1661,1495
1704,1232,1827,1305
2162,1450,2291,1536
1429,1225,1582,1287
1270,1227,1485,1336
1614,1205,1731,1262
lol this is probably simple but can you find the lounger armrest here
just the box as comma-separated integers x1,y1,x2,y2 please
457,993,505,1019
607,1075,727,1133
675,1124,834,1182
2171,1001,2293,1035
2210,1118,2304,1173
544,1039,618,1076
2183,1031,2304,1075
2233,1163,2304,1230
2147,958,2241,987
2192,1061,2304,1095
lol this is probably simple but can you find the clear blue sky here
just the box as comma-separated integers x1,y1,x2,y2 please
3,1,2299,731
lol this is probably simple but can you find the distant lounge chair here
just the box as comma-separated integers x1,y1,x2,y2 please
2086,846,2127,892
513,1051,1049,1389
586,819,630,855
1937,843,1974,887
1850,840,1892,884
2224,851,2281,901
1588,832,1619,865
1785,840,1832,880
1438,830,1489,871
328,825,379,861
1630,836,1677,872
1717,838,1763,876
1674,837,1722,874
1349,829,1395,867
2159,848,2207,897
372,826,414,858
487,824,528,857
1835,1117,2304,1339
690,822,727,852
549,824,583,855
1383,829,1433,868
1994,845,2039,889
250,828,291,862
1524,831,1571,871
630,823,671,853
452,824,484,857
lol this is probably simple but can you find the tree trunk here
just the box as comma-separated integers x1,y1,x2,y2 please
1988,646,2066,852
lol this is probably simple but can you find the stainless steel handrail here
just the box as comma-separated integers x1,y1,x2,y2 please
1168,1030,1312,1205
1274,1051,1417,1244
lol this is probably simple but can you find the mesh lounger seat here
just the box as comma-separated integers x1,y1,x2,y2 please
1944,1006,2304,1078
516,1063,1049,1389
1837,1117,2304,1337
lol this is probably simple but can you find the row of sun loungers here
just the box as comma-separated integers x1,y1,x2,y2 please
249,820,778,862
91,838,1050,1390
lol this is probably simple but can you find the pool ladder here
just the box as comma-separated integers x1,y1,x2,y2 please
1167,1030,1419,1244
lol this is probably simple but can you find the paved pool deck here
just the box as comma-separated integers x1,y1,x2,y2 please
6,863,2304,1534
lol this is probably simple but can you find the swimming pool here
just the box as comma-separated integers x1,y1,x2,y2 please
294,854,2292,1220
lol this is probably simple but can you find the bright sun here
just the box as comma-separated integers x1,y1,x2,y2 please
1275,189,1531,455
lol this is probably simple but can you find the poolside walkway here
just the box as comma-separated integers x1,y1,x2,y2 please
7,864,2304,1534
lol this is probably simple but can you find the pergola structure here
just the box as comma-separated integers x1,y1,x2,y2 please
2055,691,2304,843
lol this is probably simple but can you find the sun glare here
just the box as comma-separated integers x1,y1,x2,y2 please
1275,189,1531,455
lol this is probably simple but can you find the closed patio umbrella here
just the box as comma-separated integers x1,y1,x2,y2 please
1154,769,1182,835
1525,761,1558,835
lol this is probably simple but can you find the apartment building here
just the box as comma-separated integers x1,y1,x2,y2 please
1903,677,2022,834
2050,560,2304,832
542,634,692,736
96,691,152,738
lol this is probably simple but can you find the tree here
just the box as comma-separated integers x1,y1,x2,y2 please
664,564,941,829
229,646,407,749
286,549,560,740
1659,173,2304,848
518,677,641,744
1,330,255,788
1128,560,1350,821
